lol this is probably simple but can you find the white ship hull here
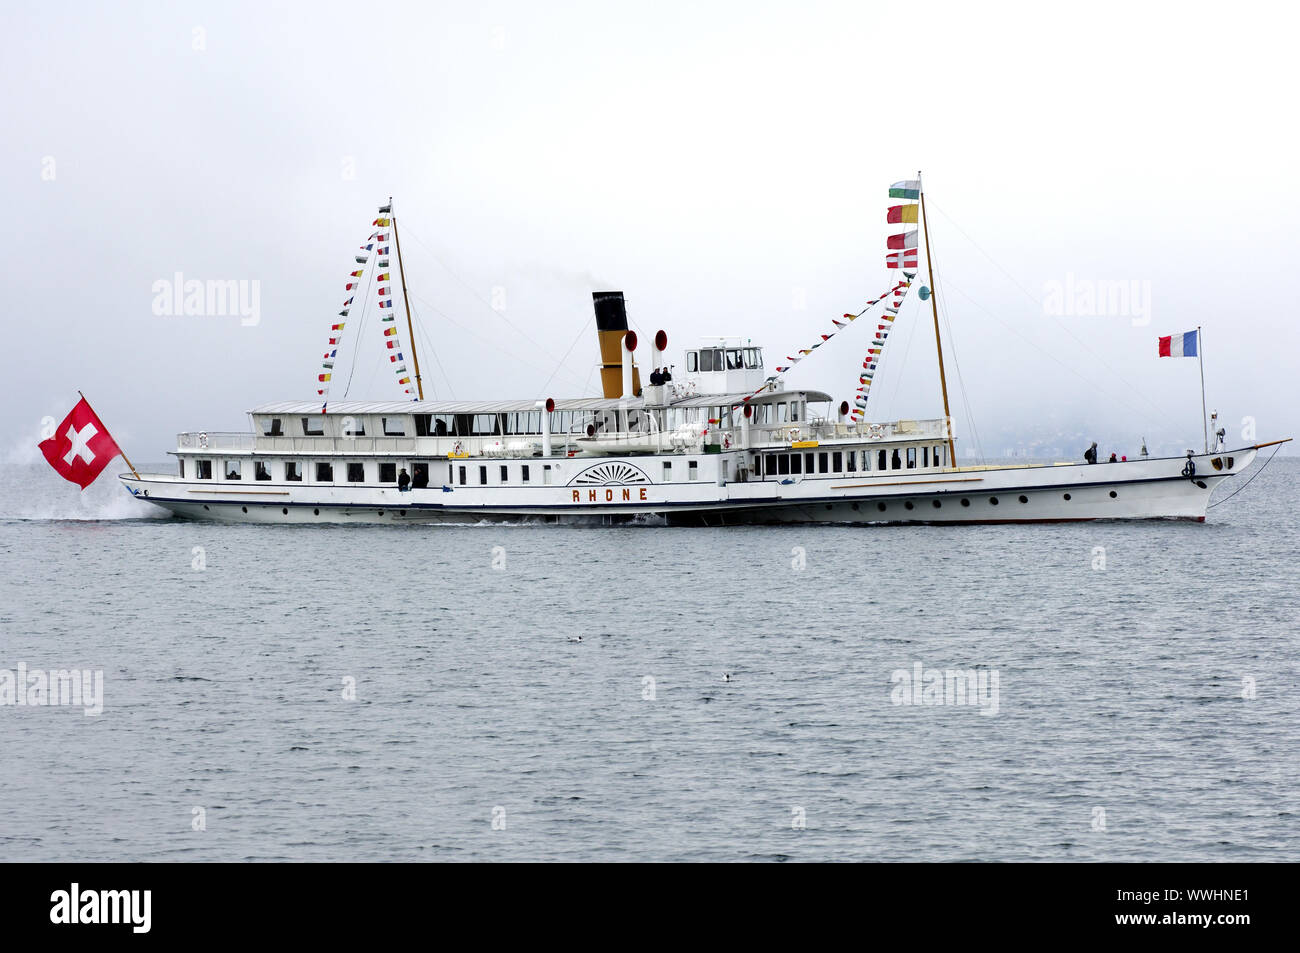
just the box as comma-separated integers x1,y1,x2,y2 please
120,447,1254,526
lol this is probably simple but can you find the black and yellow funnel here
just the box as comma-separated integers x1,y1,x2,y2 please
592,291,641,398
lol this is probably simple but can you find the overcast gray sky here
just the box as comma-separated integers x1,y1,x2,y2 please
5,0,1297,461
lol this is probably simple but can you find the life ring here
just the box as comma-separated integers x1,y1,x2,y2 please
198,431,208,449
868,424,884,440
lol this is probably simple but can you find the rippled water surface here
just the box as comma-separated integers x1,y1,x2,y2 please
1,459,1297,861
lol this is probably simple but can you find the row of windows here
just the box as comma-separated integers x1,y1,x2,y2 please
761,444,946,478
182,459,708,487
685,347,763,373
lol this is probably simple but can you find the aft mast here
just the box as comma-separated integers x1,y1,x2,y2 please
918,172,957,466
389,197,425,400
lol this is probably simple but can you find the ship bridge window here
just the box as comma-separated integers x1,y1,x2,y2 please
415,414,433,437
286,461,302,482
195,459,212,480
261,417,283,436
743,348,761,369
726,349,742,370
382,417,406,436
224,460,242,480
379,462,396,483
790,402,800,422
302,417,324,437
777,403,789,423
472,414,500,436
686,351,698,373
255,460,271,481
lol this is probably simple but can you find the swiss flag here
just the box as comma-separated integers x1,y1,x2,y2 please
38,397,123,489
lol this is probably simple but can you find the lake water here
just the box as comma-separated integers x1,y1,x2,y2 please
1,458,1296,861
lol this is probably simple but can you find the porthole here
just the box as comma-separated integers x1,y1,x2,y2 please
960,498,970,507
876,502,886,512
399,510,406,516
282,508,288,515
203,504,209,511
1063,493,1071,501
851,502,860,511
313,508,320,516
825,504,833,511
377,510,384,516
904,501,914,510
1109,490,1118,498
931,499,941,508
1196,480,1207,489
989,497,999,505
1018,495,1028,504
242,506,248,513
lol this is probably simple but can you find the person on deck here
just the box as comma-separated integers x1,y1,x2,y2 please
662,366,673,382
1108,453,1118,463
650,368,663,386
1084,442,1098,465
398,467,411,492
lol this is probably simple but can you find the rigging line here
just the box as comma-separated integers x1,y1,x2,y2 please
937,274,1169,430
405,288,591,393
341,232,382,399
936,276,984,464
397,222,576,370
1207,444,1283,508
411,304,455,400
536,314,595,400
929,199,1182,429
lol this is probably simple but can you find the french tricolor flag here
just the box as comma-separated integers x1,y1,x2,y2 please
1158,329,1199,357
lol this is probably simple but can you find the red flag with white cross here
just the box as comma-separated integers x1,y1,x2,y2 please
39,396,126,489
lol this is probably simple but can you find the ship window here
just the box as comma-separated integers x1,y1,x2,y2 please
224,460,242,480
458,466,466,485
846,451,856,472
743,348,758,369
286,461,302,482
688,460,699,481
315,462,333,482
382,417,406,436
778,455,790,475
777,403,788,423
195,459,212,480
379,462,396,482
790,454,801,474
907,447,917,469
891,449,902,470
261,417,283,436
479,466,487,485
347,462,364,482
500,465,508,482
415,414,433,437
726,349,742,370
790,403,800,422
302,417,324,437
521,465,530,483
711,349,723,371
663,461,672,481
923,446,929,467
543,465,553,485
686,351,698,372
819,452,829,473
255,461,271,481
178,459,185,479
472,415,498,436
878,449,887,471
698,349,713,372
342,417,365,437
805,453,815,474
832,452,842,472
935,445,943,467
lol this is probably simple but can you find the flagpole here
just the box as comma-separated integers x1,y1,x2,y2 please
78,390,140,478
918,172,956,467
390,197,425,401
1198,325,1207,453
